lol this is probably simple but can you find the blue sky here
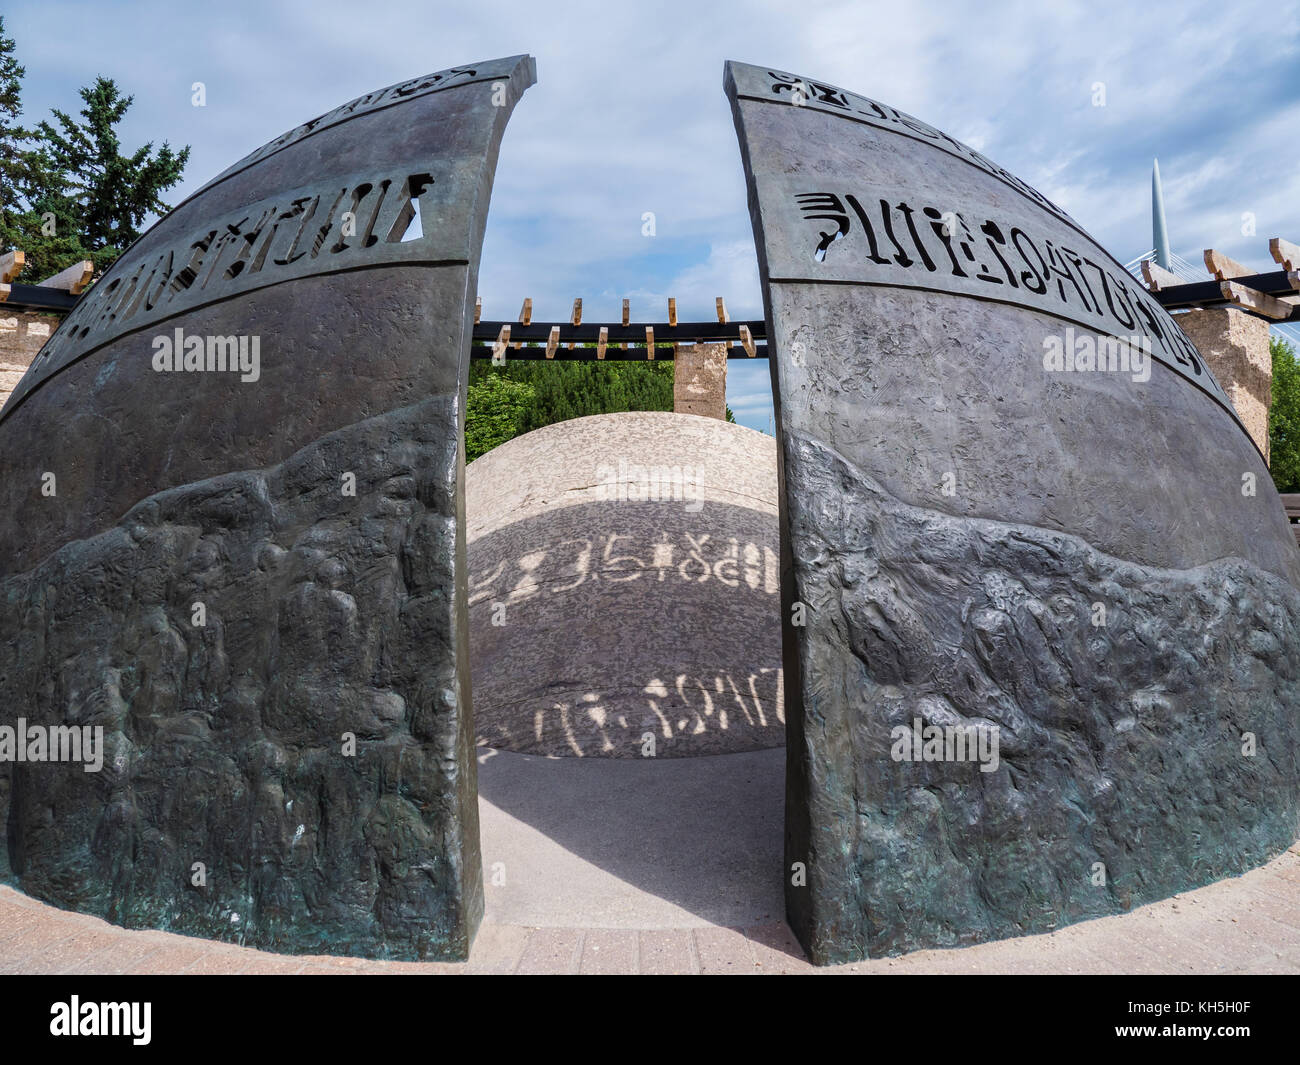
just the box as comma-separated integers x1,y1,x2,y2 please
6,0,1299,431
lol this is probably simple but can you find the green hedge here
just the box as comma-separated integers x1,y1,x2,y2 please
465,357,676,462
1270,336,1300,493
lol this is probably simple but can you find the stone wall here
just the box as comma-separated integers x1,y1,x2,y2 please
673,342,728,420
1177,307,1273,463
0,311,58,411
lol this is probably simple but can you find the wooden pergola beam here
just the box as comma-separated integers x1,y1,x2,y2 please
1270,238,1300,289
1204,248,1251,282
738,322,756,357
1221,280,1293,320
568,298,581,349
513,297,531,348
1141,259,1181,292
0,250,24,285
38,260,93,295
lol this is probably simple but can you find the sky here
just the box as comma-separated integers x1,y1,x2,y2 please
6,0,1299,431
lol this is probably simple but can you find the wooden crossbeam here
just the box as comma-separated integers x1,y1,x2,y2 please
1141,259,1181,292
473,320,766,344
492,324,510,365
1268,239,1300,291
738,323,756,357
1271,238,1300,280
37,260,93,295
514,297,531,348
471,298,756,357
0,250,24,285
1221,280,1292,320
1204,240,1300,314
568,298,581,349
469,343,770,362
1204,248,1251,282
0,283,9,303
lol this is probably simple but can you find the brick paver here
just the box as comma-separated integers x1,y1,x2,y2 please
693,925,757,973
579,930,638,975
637,929,696,975
514,927,584,975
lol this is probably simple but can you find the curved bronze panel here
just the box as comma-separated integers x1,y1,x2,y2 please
0,56,536,959
726,60,1300,964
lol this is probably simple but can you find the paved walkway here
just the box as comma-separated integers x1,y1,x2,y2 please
2,846,1297,974
476,748,785,928
3,747,1299,974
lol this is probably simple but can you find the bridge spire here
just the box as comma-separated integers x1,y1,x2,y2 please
1152,158,1172,269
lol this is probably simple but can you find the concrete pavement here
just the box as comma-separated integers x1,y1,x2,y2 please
1,743,1298,973
2,845,1298,973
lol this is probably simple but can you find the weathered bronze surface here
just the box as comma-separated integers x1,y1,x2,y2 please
0,56,535,959
726,60,1300,964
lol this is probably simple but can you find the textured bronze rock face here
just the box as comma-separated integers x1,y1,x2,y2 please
0,57,536,959
725,60,1300,964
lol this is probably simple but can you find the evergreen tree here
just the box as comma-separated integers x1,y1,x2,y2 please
32,76,189,274
0,17,36,258
0,19,190,281
1269,335,1300,493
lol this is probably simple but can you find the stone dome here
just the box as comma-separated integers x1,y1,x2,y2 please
466,411,783,757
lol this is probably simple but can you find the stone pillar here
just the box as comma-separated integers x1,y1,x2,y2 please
0,312,56,411
673,341,728,419
1177,307,1272,462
